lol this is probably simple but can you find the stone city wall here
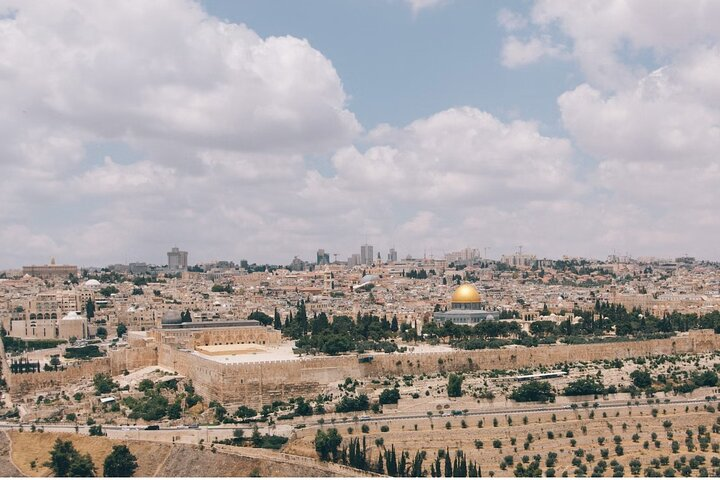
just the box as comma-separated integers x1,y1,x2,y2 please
157,330,720,407
8,330,720,405
7,345,157,397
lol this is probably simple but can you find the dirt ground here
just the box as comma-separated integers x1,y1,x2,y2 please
7,431,344,477
287,402,720,476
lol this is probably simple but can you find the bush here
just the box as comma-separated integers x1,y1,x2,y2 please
335,394,370,413
630,370,652,388
563,377,605,396
448,373,463,397
509,381,555,402
93,373,117,395
103,445,138,477
379,388,400,405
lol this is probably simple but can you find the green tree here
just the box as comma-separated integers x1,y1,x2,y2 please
88,425,105,436
96,327,108,340
630,370,652,389
93,373,116,395
116,323,127,338
103,445,138,477
294,398,313,416
315,428,342,461
273,309,282,330
235,405,258,419
85,299,95,320
448,373,463,398
68,453,95,477
509,381,555,402
45,439,96,477
563,377,605,396
379,388,401,405
167,400,182,420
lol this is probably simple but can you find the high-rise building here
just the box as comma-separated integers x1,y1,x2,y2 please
316,249,330,265
388,248,398,263
500,252,536,267
360,244,374,265
348,253,361,267
167,247,188,270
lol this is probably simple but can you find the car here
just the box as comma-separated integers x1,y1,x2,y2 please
188,423,199,429
145,425,160,430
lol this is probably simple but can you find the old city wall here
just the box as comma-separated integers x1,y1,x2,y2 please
158,330,720,407
6,344,157,397
8,330,720,405
157,344,362,407
360,330,720,377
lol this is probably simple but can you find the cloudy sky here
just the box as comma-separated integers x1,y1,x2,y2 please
1,0,719,268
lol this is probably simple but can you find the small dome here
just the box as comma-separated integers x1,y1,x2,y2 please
451,284,481,303
84,279,101,287
360,274,378,284
161,310,182,325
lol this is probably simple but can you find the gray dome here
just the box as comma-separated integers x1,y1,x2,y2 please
161,310,182,325
360,274,378,284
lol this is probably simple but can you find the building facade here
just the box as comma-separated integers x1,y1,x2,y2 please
433,283,499,325
167,247,188,270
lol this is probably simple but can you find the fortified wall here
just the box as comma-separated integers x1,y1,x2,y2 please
158,330,720,407
6,330,720,406
6,344,158,397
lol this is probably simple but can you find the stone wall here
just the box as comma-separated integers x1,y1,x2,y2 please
157,330,720,407
8,330,720,406
6,344,157,397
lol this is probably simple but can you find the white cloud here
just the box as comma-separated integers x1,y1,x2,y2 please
0,0,362,267
501,35,568,68
557,45,720,256
299,107,589,258
501,1,720,89
497,8,527,32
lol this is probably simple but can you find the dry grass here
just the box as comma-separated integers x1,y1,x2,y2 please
8,431,170,477
287,403,720,476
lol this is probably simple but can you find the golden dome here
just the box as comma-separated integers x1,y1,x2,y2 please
451,283,481,303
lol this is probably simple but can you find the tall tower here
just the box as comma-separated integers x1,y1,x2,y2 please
167,247,188,270
360,244,374,266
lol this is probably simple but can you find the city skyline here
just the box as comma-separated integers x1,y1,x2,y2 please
5,243,711,272
2,1,719,268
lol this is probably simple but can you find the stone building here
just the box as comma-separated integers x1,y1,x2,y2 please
432,283,499,325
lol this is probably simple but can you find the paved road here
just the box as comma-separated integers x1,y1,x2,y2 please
290,396,715,428
0,396,712,442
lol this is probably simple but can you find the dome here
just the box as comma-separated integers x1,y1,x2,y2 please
360,274,379,284
84,279,101,287
161,310,182,325
451,284,481,303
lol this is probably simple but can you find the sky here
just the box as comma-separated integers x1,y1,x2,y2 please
1,0,719,268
